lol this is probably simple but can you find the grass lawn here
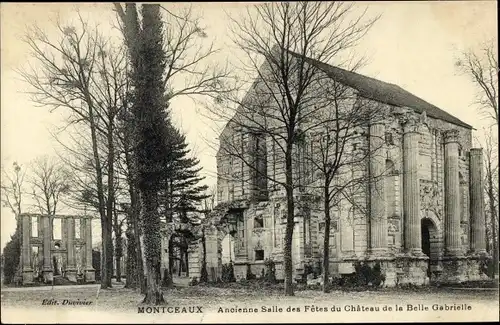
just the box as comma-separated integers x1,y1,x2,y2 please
1,284,498,323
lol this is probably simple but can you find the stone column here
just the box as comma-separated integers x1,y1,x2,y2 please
469,148,487,255
84,217,95,282
66,217,77,282
41,215,53,283
21,214,34,284
369,122,388,256
444,129,463,257
402,117,423,255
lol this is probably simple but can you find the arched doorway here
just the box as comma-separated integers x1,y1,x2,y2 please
421,218,438,278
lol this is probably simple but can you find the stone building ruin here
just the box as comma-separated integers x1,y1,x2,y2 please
17,213,95,285
162,51,489,286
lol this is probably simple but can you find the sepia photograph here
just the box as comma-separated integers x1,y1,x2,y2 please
1,1,498,323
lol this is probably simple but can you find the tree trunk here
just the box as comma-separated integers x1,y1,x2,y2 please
141,189,165,305
138,222,147,294
169,237,175,277
487,164,499,277
86,102,109,289
284,145,295,296
322,186,331,293
125,226,136,288
185,249,189,277
115,235,123,283
200,227,208,283
122,122,144,290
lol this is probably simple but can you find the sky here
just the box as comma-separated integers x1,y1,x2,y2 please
1,1,498,250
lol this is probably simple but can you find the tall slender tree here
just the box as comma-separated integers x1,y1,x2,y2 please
130,4,169,304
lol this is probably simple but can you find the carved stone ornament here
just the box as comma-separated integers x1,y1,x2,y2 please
420,181,443,219
398,111,422,134
253,228,266,236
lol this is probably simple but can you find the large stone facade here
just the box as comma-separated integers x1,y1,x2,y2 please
185,54,489,286
17,214,95,285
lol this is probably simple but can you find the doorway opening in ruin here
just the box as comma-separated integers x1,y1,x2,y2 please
421,218,438,278
221,232,236,264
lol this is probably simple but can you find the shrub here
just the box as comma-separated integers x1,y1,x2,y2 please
264,258,277,283
188,277,199,286
199,262,208,283
161,269,173,288
246,264,256,280
221,262,235,283
351,261,385,287
2,230,21,285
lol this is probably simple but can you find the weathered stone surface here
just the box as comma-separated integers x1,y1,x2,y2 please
186,86,486,286
17,214,93,286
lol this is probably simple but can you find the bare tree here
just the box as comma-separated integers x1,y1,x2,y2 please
483,128,499,277
299,72,388,292
209,2,378,295
456,40,499,277
17,12,128,289
456,39,498,126
29,155,71,216
1,162,27,217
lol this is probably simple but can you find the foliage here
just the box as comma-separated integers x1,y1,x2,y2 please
246,264,256,280
161,269,173,288
1,230,21,285
159,124,209,223
221,262,236,283
188,277,199,286
264,258,277,283
200,261,208,283
129,3,169,304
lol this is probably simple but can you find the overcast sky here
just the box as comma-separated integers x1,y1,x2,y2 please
1,2,497,250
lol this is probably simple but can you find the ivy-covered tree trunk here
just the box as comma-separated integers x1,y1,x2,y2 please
142,189,164,304
200,227,208,283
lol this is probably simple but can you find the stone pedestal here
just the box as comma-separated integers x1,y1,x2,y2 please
65,269,78,282
443,130,463,257
438,257,469,283
85,269,96,283
43,269,54,283
22,269,34,284
394,255,429,286
233,261,249,281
